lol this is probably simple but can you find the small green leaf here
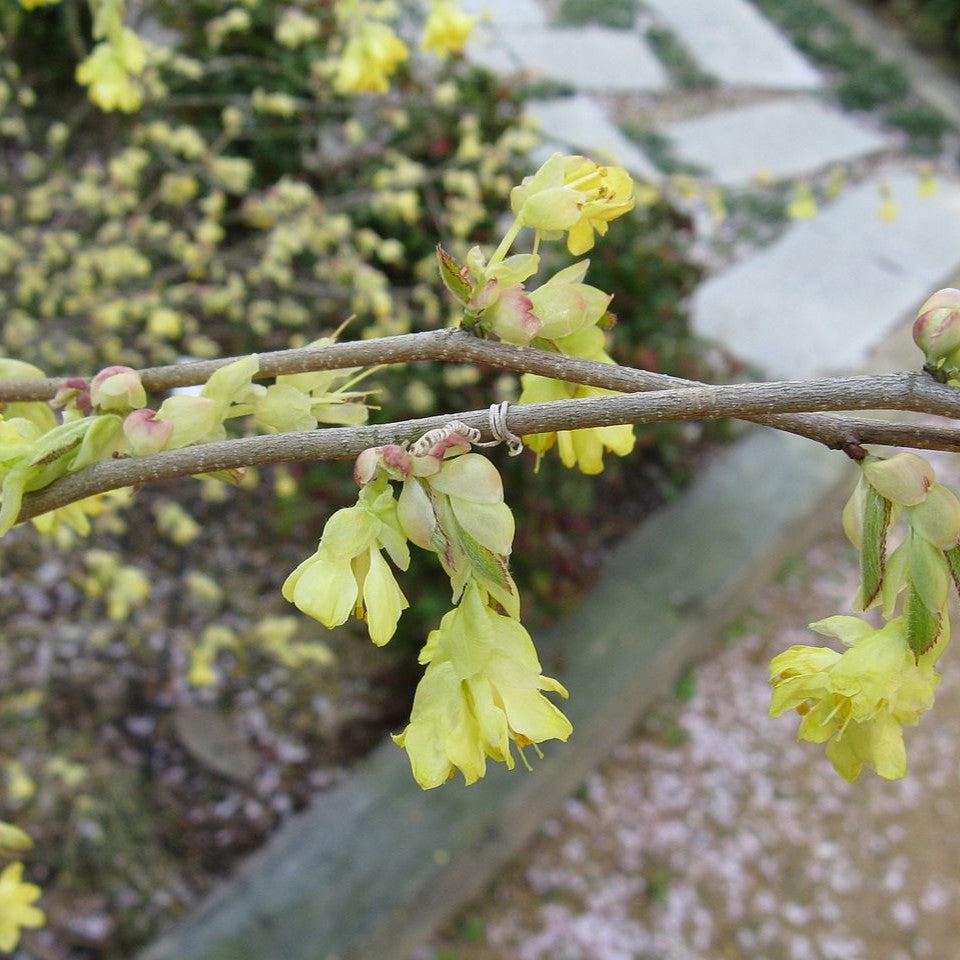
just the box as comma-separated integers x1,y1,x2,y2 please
945,545,960,597
27,418,92,467
454,519,520,618
859,485,891,609
908,533,950,613
905,584,941,659
436,245,473,304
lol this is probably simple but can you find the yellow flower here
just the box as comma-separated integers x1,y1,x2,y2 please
19,0,61,8
283,484,410,645
787,181,817,220
422,0,476,57
510,154,635,255
0,821,32,855
393,581,572,788
75,31,148,113
0,862,44,952
769,615,947,781
518,327,635,474
334,22,409,94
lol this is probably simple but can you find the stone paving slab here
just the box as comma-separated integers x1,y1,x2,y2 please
525,96,660,180
666,98,892,186
693,169,960,377
465,24,519,74
504,27,669,92
643,0,822,90
460,0,547,28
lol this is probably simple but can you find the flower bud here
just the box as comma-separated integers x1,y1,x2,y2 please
913,288,960,362
487,286,541,346
51,377,90,411
354,444,414,485
863,453,935,506
530,261,611,340
124,408,174,456
90,366,147,412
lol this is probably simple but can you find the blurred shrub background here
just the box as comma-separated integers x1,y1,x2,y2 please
0,2,714,955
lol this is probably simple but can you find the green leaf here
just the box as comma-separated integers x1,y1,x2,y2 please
945,545,960,597
859,485,891,609
908,533,950,613
453,519,520,618
905,584,941,659
27,418,92,467
436,245,473,305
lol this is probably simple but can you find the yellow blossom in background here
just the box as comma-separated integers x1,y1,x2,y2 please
5,760,36,804
919,164,938,198
334,22,409,94
75,30,148,113
787,181,817,220
879,182,899,222
826,165,845,199
19,0,61,7
275,7,321,48
422,0,476,57
0,862,45,952
707,187,727,225
0,821,32,854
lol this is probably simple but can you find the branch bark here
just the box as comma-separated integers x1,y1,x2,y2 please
2,327,959,445
5,327,960,524
16,378,960,524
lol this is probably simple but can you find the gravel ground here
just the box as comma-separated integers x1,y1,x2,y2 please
427,453,960,960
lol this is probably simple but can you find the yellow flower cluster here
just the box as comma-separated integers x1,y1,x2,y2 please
334,21,410,94
76,29,148,113
436,152,638,473
394,581,571,788
284,427,572,789
771,615,946,781
422,0,477,57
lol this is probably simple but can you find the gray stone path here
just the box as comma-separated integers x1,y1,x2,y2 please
642,0,823,89
502,27,669,92
693,168,960,377
665,98,892,187
525,96,659,179
460,0,546,27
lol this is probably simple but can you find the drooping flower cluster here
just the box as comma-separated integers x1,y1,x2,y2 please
771,615,946,781
770,445,960,781
435,152,639,474
284,426,572,788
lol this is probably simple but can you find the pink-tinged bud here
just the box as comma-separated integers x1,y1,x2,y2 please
51,377,90,411
913,288,960,362
90,366,147,412
467,279,500,312
488,286,542,346
353,444,414,485
354,448,381,486
124,408,174,455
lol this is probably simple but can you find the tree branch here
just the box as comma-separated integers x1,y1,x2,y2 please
2,327,959,447
16,379,960,525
